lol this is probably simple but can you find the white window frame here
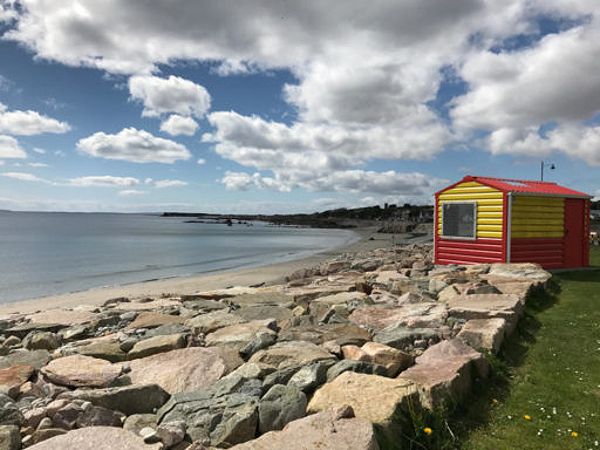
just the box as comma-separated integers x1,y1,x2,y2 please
441,201,478,240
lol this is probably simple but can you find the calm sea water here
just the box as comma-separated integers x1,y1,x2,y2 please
0,211,358,303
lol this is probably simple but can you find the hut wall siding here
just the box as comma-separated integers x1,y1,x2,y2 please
437,181,504,240
436,181,504,265
510,196,565,239
510,238,565,268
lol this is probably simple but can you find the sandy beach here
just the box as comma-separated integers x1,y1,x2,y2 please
0,228,405,316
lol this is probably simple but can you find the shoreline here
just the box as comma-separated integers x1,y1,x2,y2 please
0,227,400,316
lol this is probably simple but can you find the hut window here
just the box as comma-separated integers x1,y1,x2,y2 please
442,202,476,239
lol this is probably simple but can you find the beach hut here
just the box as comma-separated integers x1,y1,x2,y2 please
434,176,591,269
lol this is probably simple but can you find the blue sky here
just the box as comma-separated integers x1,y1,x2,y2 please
0,1,599,213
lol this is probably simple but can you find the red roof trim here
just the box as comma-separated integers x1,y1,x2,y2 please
436,175,591,198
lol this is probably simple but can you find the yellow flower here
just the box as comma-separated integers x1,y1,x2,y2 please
423,427,433,436
492,399,499,405
571,431,578,438
523,415,532,421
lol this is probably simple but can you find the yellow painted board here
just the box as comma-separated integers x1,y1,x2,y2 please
514,196,564,203
477,227,504,232
512,206,564,212
478,231,503,238
439,193,504,201
511,227,564,233
512,232,564,238
511,218,565,227
478,218,504,224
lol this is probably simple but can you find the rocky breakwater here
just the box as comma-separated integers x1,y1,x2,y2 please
0,243,551,450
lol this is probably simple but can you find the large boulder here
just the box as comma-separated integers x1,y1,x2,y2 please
236,306,293,322
398,339,489,409
63,383,170,415
0,364,34,398
126,312,183,330
75,405,124,428
73,340,127,363
308,292,370,320
127,347,242,394
487,263,551,283
342,342,412,377
229,407,379,450
258,384,307,434
158,377,262,446
26,310,97,326
127,334,186,360
249,341,336,370
285,286,353,306
205,320,277,350
4,323,63,340
326,360,388,381
185,310,245,334
27,426,161,449
0,350,50,370
278,324,370,346
41,355,122,388
287,360,336,393
123,414,157,435
349,304,447,331
22,331,62,351
373,325,439,351
308,372,418,444
445,294,523,334
457,318,507,353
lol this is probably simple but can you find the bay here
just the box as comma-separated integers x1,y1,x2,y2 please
0,211,357,303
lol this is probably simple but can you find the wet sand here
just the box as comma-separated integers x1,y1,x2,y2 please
0,229,401,316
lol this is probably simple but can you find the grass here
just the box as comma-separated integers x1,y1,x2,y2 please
454,247,600,450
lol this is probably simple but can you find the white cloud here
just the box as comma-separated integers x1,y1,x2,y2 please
68,175,140,187
204,111,448,173
0,102,70,135
453,22,600,131
486,124,600,166
197,158,206,165
77,127,191,164
154,179,188,188
222,170,446,197
5,0,600,189
129,75,210,118
160,114,199,136
1,171,46,182
0,135,27,159
32,147,46,154
27,162,49,167
0,2,17,23
118,189,145,197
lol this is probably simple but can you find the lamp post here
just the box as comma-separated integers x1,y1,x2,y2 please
540,161,556,181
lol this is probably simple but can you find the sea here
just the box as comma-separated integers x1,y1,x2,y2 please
0,211,358,303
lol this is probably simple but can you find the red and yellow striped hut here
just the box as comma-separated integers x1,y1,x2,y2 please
434,176,592,269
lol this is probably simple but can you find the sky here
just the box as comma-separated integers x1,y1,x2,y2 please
0,0,599,213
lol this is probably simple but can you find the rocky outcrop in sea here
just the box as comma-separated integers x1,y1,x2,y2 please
0,243,551,449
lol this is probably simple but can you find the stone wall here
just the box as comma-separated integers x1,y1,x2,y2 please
0,243,551,449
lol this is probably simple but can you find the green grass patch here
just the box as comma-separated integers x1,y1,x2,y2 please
455,247,600,450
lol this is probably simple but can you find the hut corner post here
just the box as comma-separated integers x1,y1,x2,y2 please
505,192,513,263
